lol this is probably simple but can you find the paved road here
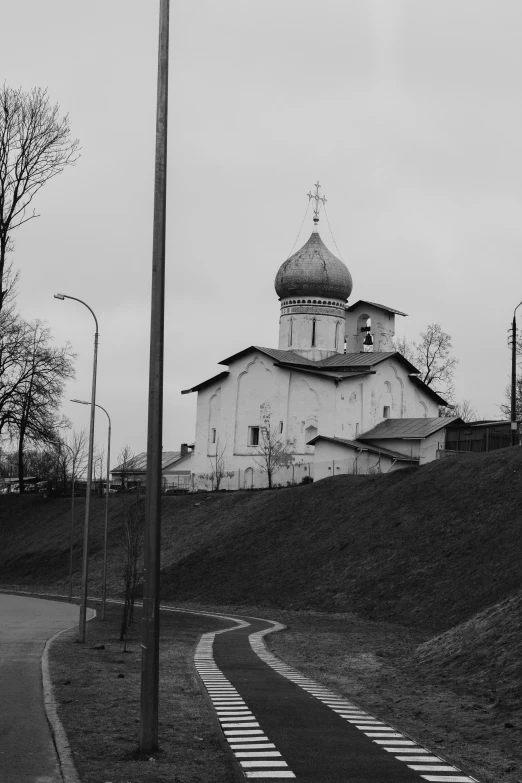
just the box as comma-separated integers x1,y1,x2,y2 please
196,612,479,783
0,594,80,783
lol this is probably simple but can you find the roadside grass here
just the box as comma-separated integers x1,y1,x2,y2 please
49,602,237,783
262,609,522,783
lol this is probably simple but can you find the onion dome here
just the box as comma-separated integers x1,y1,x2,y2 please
274,231,353,301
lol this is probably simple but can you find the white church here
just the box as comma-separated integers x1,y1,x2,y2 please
182,185,459,490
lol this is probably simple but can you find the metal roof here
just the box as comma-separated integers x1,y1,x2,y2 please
346,300,408,316
274,231,353,301
111,451,183,474
317,351,419,373
218,346,318,367
359,417,464,441
181,371,230,394
307,434,419,461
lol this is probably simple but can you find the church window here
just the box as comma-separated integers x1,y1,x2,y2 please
279,421,283,433
311,318,316,347
248,426,260,446
288,317,293,347
211,428,216,443
334,321,340,350
383,406,390,418
355,423,360,436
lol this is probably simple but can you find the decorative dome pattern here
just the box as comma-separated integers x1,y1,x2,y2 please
274,232,353,301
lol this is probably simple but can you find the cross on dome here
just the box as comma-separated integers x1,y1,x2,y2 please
307,181,327,226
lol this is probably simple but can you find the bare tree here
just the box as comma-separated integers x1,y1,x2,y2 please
0,85,80,310
117,446,145,646
6,320,75,491
252,404,296,489
440,399,479,422
394,323,458,401
199,436,234,491
500,377,522,422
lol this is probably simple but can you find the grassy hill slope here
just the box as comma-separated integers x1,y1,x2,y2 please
1,447,521,633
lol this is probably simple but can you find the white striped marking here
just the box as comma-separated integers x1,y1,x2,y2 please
397,756,444,762
374,739,415,745
231,744,276,750
410,767,460,772
240,761,288,768
420,778,475,783
224,729,264,735
244,773,296,779
235,752,282,758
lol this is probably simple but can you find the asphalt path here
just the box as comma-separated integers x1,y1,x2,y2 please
208,614,477,783
0,593,80,783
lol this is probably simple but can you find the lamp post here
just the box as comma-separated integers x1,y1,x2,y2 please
54,294,98,642
510,301,522,446
72,399,111,620
140,0,169,753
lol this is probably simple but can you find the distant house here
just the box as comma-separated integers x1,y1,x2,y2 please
308,417,464,481
110,444,194,491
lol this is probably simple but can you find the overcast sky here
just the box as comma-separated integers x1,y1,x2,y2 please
4,0,522,463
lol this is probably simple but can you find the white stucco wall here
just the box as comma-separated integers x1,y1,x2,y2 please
312,439,399,481
189,351,439,491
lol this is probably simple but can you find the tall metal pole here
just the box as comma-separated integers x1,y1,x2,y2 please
140,0,169,753
511,302,522,446
100,406,111,620
79,328,98,641
71,399,112,618
54,294,99,642
68,467,75,600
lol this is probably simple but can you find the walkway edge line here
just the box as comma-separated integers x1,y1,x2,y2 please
41,607,97,783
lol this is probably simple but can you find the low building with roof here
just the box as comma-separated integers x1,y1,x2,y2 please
182,184,450,488
110,444,194,491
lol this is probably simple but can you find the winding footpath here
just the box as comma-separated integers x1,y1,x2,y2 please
0,594,482,783
193,610,481,783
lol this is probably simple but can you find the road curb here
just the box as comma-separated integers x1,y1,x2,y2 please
41,607,96,783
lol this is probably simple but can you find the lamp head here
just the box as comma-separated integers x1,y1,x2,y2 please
70,398,89,405
54,293,65,300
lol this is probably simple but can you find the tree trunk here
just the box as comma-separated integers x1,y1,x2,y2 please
17,421,27,494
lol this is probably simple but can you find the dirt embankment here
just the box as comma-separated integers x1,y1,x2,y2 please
2,445,522,779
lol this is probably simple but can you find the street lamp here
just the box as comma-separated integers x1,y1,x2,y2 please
510,301,522,446
71,399,111,620
54,293,98,642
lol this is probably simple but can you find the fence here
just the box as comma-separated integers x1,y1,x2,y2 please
445,424,514,453
194,462,314,492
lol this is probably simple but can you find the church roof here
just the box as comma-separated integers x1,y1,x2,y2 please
346,300,408,316
306,434,419,461
359,416,464,441
274,231,353,301
183,347,447,402
181,371,229,394
218,347,419,374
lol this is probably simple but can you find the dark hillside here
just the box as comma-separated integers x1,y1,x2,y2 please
1,447,521,634
161,448,522,632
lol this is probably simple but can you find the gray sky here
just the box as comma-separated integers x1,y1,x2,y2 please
4,0,522,463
